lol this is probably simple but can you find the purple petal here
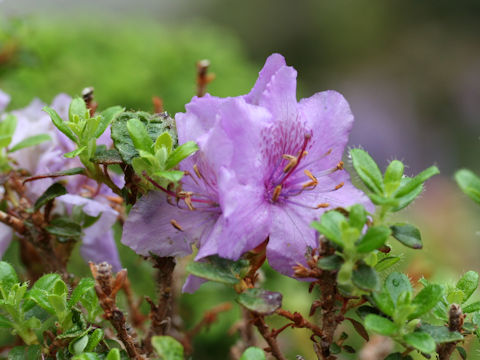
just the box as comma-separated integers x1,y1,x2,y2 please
245,53,287,105
58,194,121,269
216,98,272,184
215,167,271,259
257,65,298,124
298,91,354,170
122,191,218,257
176,94,226,144
266,204,318,277
0,90,10,112
0,224,13,258
182,275,207,294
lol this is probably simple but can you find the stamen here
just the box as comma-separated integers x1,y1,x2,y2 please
178,191,195,210
302,169,318,189
183,170,199,185
315,203,330,208
336,161,344,170
170,219,184,231
105,195,123,204
334,182,344,190
278,134,311,186
272,185,282,202
282,154,298,173
193,164,203,180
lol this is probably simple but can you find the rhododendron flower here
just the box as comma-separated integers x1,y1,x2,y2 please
0,91,122,270
122,54,371,287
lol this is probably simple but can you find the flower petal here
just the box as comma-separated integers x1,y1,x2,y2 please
122,191,218,257
0,224,13,258
245,53,287,105
217,98,272,184
209,167,271,259
266,204,318,277
58,194,121,269
258,64,298,124
176,94,226,144
182,275,207,294
298,91,354,170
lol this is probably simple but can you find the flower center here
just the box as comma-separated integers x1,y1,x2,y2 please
267,134,344,208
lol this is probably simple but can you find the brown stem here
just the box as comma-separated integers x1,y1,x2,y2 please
276,308,323,337
196,59,215,97
251,314,287,360
143,256,176,353
437,304,465,360
90,262,145,360
0,210,25,234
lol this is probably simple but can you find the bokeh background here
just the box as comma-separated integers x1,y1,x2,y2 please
1,1,480,359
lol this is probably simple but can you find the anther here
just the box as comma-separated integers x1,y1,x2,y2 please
272,185,282,202
170,219,184,231
193,164,203,180
178,191,195,210
336,161,344,170
334,182,344,190
302,169,318,189
282,154,298,173
315,203,330,209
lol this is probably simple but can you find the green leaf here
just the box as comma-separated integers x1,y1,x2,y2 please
410,284,443,319
84,329,104,352
317,255,344,271
352,264,379,291
385,272,412,306
8,134,51,153
33,182,67,211
111,111,176,164
45,217,83,240
105,348,121,360
384,354,413,360
154,170,185,183
68,278,95,308
236,289,282,315
64,146,87,159
419,324,463,344
403,331,436,353
390,223,422,249
239,347,266,360
374,256,401,272
69,97,88,122
127,118,154,154
7,345,42,360
348,204,367,230
0,114,17,148
457,347,467,360
392,183,423,211
92,148,123,165
0,313,12,327
155,131,174,153
350,148,384,194
95,106,124,138
364,314,398,336
463,301,480,313
72,354,101,360
373,291,395,316
384,160,404,193
311,211,346,246
355,226,391,253
186,257,249,286
456,271,479,303
345,317,369,341
394,166,439,199
165,141,199,169
151,336,184,360
0,261,18,293
43,106,77,143
70,335,89,355
455,169,480,205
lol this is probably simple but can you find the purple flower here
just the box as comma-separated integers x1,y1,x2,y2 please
122,54,371,289
0,92,122,270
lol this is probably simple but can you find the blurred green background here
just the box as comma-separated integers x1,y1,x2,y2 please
1,1,480,359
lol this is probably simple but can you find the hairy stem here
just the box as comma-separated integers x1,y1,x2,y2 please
437,304,464,360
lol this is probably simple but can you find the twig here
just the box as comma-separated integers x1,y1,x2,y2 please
251,314,287,360
143,256,176,354
196,59,215,97
437,304,465,360
90,262,145,360
276,308,323,337
186,302,232,340
0,210,25,234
